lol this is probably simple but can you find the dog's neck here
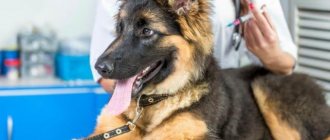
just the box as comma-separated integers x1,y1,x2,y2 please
123,81,210,132
122,55,217,136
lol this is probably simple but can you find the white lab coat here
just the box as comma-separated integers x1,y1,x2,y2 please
90,0,297,81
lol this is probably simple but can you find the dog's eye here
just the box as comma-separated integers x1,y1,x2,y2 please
141,28,154,37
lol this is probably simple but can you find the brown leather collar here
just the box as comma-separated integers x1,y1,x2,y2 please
85,94,172,140
138,94,172,107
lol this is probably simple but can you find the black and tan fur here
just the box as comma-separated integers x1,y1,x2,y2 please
91,0,330,139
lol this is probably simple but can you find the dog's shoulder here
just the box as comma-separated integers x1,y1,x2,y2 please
190,65,273,139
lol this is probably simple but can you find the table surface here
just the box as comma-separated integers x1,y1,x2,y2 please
0,78,107,96
0,78,97,87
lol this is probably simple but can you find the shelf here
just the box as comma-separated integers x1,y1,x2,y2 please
0,78,98,89
0,78,108,96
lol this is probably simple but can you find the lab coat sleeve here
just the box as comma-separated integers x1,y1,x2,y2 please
256,0,298,60
90,0,120,81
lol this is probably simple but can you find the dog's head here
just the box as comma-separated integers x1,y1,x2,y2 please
95,0,212,96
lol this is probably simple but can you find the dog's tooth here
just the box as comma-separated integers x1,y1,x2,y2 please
143,66,150,73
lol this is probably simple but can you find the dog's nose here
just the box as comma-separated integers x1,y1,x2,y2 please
95,61,114,77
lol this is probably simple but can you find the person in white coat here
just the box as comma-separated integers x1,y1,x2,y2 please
90,0,297,93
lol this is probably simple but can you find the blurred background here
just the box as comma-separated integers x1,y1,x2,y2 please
0,0,109,140
0,0,329,140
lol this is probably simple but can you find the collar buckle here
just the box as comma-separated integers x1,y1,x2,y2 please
126,121,136,130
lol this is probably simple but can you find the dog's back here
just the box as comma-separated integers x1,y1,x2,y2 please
189,58,330,139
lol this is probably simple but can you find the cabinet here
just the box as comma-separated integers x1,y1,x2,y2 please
0,81,109,140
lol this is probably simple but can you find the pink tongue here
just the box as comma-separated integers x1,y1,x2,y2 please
108,75,138,115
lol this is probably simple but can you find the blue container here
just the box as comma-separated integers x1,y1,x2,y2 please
55,53,93,81
0,84,109,140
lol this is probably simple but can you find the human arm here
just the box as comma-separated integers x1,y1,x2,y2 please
98,78,116,93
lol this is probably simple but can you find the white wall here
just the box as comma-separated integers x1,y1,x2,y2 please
0,0,290,47
0,0,97,46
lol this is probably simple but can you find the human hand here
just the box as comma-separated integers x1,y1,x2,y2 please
243,1,295,75
243,3,282,64
99,78,116,93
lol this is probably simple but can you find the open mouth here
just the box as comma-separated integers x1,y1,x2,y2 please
132,60,164,96
106,59,165,115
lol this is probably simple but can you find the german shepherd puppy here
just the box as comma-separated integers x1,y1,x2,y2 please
92,0,330,139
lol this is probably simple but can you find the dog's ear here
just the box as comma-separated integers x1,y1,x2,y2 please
167,0,199,16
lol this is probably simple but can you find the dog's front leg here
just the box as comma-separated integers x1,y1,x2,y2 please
143,112,207,140
89,107,142,140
